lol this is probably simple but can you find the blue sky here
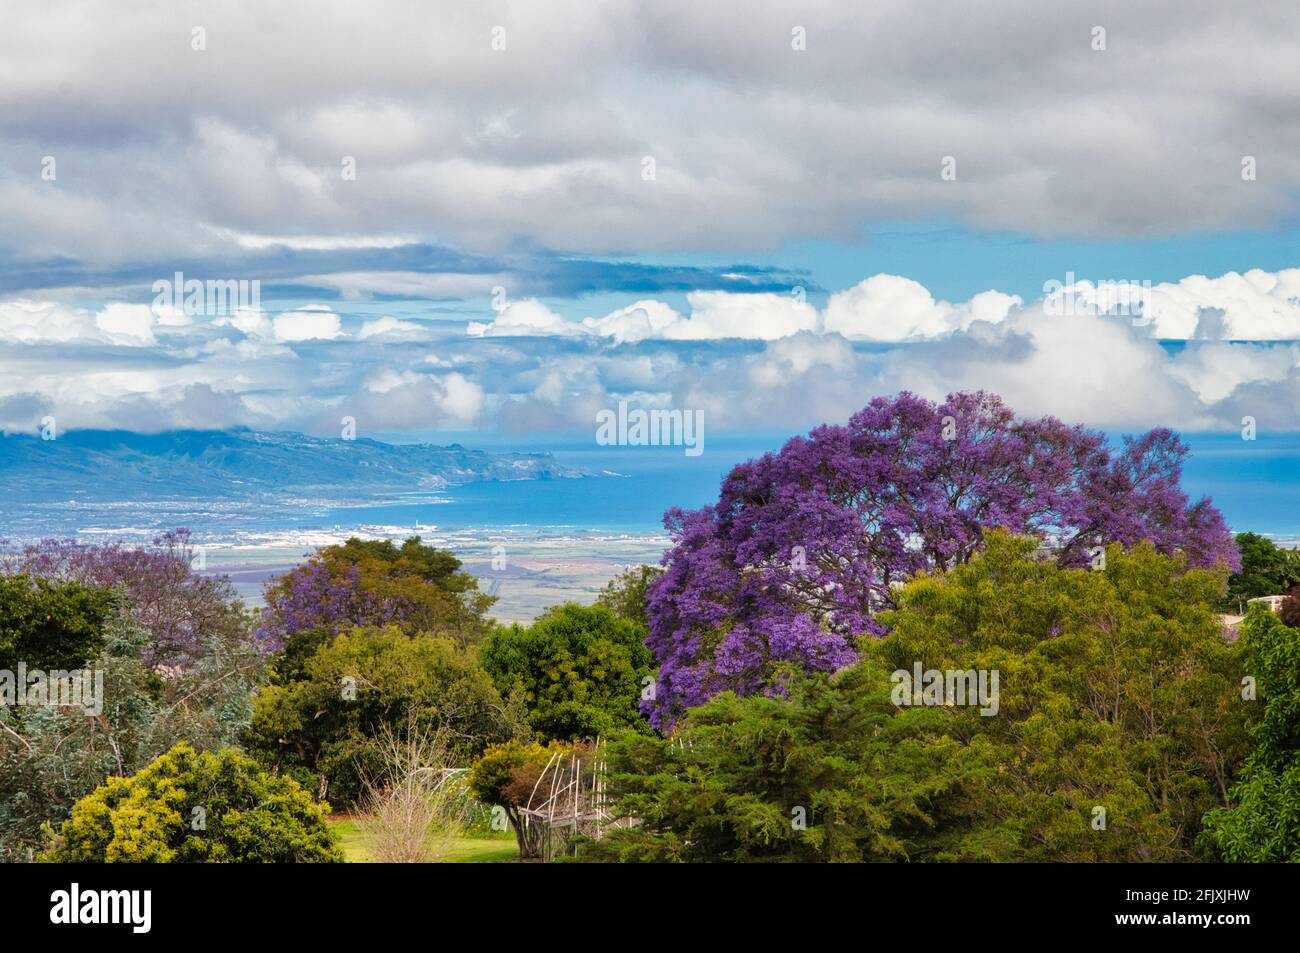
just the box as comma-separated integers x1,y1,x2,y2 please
4,1,1300,442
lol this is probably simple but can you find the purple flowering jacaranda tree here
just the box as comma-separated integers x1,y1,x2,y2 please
4,529,246,666
253,558,400,649
643,390,1238,728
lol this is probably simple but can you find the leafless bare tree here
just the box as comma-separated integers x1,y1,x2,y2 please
358,722,471,863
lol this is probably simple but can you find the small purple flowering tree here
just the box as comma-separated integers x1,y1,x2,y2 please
255,536,494,651
4,529,247,666
254,559,400,649
644,391,1238,728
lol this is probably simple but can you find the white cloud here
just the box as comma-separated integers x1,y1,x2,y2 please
467,299,579,338
94,303,157,345
580,300,683,343
464,267,1300,347
931,306,1199,429
0,299,157,347
219,310,276,339
1142,269,1300,340
662,291,818,340
1167,341,1298,404
273,306,343,341
363,369,421,394
748,333,855,389
357,315,425,340
343,369,484,429
439,372,485,422
205,228,418,251
469,290,817,341
299,271,508,300
824,276,1021,341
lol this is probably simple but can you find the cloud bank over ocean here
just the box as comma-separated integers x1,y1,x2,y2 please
5,267,1300,438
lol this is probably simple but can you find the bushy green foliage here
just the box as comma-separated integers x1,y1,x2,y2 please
248,626,519,805
1200,607,1300,860
875,532,1250,861
596,565,663,625
581,533,1251,862
479,603,654,741
42,742,342,863
576,666,987,862
0,602,263,859
0,574,114,671
1222,532,1300,611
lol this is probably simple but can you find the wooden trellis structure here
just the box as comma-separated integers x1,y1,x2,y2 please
515,745,633,862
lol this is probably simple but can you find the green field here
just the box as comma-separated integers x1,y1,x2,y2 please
329,818,519,864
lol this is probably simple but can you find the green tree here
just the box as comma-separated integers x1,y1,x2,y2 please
331,539,493,641
41,742,342,863
1200,607,1300,860
581,533,1251,862
596,565,663,625
1222,532,1300,612
247,626,518,805
479,603,655,741
874,532,1250,862
576,665,989,862
0,575,114,671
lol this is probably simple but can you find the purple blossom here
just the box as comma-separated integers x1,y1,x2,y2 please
253,559,402,649
643,391,1239,728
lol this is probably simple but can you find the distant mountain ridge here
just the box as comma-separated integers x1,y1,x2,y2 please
0,429,590,502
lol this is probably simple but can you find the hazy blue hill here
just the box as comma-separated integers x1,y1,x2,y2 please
0,429,590,502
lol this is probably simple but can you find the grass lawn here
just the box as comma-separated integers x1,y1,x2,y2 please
328,817,518,863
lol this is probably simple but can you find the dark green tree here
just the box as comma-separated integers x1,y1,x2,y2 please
596,565,663,626
479,603,655,741
576,664,990,862
0,575,114,671
1222,532,1300,612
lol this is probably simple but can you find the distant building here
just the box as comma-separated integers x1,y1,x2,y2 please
1248,594,1287,613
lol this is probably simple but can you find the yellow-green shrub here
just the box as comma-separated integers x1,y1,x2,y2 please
42,742,343,863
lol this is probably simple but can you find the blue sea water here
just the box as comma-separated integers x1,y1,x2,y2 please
1179,433,1300,538
319,438,782,535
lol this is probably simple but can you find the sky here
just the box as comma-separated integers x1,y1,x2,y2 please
4,0,1300,442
